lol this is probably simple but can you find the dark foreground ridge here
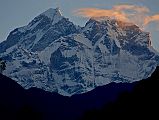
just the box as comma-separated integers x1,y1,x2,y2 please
0,66,159,120
81,66,159,119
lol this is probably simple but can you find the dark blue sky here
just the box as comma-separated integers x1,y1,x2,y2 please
0,0,159,51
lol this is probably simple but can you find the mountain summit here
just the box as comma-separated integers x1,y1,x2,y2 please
41,8,63,24
42,8,62,17
0,8,159,96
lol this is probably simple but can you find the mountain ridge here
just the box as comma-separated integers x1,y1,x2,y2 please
0,8,159,96
81,66,159,119
0,66,159,120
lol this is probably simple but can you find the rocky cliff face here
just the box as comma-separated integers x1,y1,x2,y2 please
0,9,158,96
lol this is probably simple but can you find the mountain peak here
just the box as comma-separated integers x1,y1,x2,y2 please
39,8,64,25
85,16,141,34
90,16,115,22
90,16,135,26
0,8,159,96
41,8,62,20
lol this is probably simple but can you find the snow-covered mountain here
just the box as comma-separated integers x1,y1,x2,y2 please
0,8,159,96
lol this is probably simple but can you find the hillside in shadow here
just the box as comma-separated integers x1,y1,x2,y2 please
0,67,159,120
81,66,159,119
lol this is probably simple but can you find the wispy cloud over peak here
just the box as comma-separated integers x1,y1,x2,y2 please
75,4,159,29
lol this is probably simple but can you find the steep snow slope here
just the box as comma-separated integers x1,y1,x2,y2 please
0,9,159,96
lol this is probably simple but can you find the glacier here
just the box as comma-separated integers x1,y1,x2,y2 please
0,8,159,96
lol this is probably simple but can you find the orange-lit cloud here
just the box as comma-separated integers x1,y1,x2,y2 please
113,4,149,13
75,4,159,28
76,8,129,22
144,15,159,25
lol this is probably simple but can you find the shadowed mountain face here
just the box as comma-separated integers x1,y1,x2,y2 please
0,66,159,120
0,8,159,96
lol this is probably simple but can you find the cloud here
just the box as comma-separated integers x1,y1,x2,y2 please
75,4,159,29
144,14,159,25
113,4,149,13
75,8,129,22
